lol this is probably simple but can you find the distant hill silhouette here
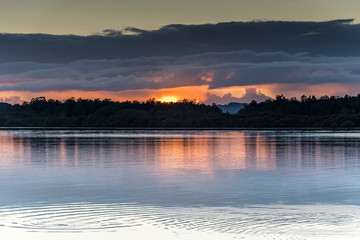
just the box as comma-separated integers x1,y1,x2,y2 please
218,102,246,114
0,103,10,111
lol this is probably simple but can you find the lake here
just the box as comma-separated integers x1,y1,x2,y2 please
1,130,360,239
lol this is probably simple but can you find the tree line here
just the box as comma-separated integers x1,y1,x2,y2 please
0,97,225,127
1,95,360,128
238,94,360,127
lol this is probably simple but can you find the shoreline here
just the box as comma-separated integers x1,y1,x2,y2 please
0,127,360,131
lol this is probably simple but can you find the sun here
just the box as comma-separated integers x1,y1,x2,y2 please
159,96,179,103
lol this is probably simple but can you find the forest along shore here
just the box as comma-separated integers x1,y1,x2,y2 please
1,95,360,128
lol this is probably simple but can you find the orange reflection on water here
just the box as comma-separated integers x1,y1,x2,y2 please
1,131,360,173
152,132,278,175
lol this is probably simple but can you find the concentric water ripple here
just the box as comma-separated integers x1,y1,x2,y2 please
1,203,360,238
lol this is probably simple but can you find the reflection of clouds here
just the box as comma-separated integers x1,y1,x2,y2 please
2,130,360,172
2,130,360,217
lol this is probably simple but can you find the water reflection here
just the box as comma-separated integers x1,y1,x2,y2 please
1,130,360,171
1,130,360,238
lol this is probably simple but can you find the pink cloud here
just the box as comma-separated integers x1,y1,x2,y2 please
205,88,270,104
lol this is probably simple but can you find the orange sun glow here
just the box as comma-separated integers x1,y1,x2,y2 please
158,96,179,102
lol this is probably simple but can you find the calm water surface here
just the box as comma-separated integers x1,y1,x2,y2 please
1,130,360,239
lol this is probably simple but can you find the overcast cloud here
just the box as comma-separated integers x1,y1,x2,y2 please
1,20,360,102
1,50,360,92
0,19,360,63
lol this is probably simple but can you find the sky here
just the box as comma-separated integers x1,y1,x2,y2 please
1,0,360,104
1,0,360,35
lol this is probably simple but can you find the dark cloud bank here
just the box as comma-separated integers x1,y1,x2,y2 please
1,19,360,102
1,50,360,92
0,19,359,63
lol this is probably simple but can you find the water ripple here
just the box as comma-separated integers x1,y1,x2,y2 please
1,203,360,239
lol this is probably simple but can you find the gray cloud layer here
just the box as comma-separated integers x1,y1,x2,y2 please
0,19,360,63
1,50,360,92
1,20,360,100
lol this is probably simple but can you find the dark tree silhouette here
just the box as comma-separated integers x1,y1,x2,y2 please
1,95,360,128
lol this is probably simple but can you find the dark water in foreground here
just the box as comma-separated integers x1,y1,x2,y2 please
1,130,360,239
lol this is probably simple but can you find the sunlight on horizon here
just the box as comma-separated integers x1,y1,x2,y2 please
158,96,179,103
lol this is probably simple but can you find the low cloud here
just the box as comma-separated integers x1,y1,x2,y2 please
205,88,270,104
0,96,24,105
